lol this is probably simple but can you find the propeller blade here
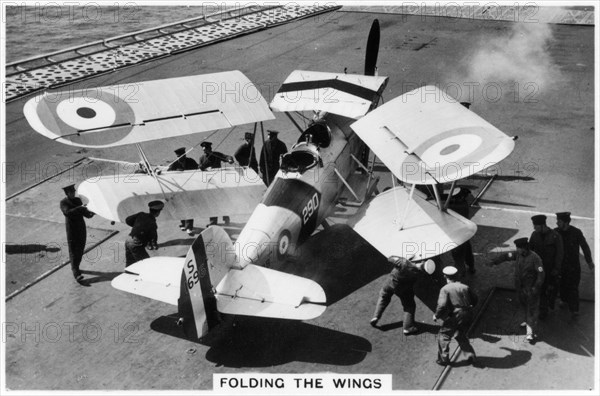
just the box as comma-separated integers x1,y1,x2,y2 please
364,19,380,76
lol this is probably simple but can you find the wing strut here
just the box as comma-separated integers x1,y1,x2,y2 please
334,169,360,202
260,122,270,185
397,183,416,230
136,143,169,202
443,180,457,211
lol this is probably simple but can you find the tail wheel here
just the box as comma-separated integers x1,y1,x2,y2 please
277,230,292,260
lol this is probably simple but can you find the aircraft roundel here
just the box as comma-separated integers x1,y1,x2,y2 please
403,126,502,182
33,90,136,146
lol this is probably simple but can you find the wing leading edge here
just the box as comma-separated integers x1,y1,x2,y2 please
78,167,266,224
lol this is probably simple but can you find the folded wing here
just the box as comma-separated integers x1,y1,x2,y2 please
23,71,275,148
351,85,515,184
78,167,266,224
348,186,477,261
270,70,388,119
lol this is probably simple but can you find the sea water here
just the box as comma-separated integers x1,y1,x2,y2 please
3,3,236,63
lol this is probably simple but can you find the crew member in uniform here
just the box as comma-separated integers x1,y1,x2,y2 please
370,256,435,335
259,130,287,186
491,237,544,343
555,212,594,321
60,184,95,283
529,214,563,319
198,141,234,226
234,132,259,173
168,147,198,235
124,200,164,267
433,266,478,366
448,187,476,275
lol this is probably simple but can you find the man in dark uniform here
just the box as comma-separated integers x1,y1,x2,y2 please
529,214,563,319
370,256,435,335
491,237,545,343
433,266,478,366
234,132,259,173
60,184,95,283
555,212,595,321
168,147,198,235
124,200,163,267
259,130,288,186
198,141,234,226
448,187,476,275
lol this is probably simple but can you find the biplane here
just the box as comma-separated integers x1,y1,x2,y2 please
23,20,515,339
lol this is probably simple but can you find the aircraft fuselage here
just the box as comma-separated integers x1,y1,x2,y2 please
233,113,364,269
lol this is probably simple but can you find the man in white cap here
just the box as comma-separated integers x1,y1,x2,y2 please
433,266,478,366
370,256,435,335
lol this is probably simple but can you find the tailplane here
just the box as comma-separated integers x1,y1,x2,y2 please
178,226,236,338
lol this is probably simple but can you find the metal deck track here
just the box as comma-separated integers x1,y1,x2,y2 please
5,4,340,102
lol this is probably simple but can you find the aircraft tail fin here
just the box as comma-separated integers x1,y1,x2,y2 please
178,226,236,339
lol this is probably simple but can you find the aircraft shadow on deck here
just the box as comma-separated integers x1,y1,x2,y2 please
150,315,371,368
274,224,391,305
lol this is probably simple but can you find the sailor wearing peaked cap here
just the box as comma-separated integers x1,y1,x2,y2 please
198,142,234,226
235,132,259,173
62,183,76,193
488,234,544,343
124,200,163,266
167,148,198,236
60,183,94,283
554,210,595,320
370,256,434,334
148,200,164,211
529,212,563,320
260,128,288,186
531,214,547,225
556,212,571,222
169,146,198,172
514,237,529,249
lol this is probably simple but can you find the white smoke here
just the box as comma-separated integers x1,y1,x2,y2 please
448,20,562,103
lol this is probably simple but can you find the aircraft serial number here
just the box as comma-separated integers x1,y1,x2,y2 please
302,193,320,224
186,259,199,290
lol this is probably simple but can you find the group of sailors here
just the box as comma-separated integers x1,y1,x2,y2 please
369,210,593,367
60,130,289,279
164,130,287,235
